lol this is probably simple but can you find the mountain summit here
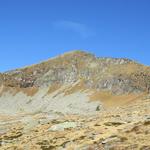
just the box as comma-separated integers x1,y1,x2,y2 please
1,50,150,93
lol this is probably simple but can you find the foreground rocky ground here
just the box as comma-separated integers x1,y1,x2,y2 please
0,94,150,150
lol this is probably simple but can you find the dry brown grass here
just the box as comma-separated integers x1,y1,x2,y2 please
64,81,86,96
20,87,39,96
89,91,144,107
0,86,13,96
47,83,61,95
108,63,149,76
0,86,38,97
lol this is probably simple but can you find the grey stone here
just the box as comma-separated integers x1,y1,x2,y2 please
48,122,78,131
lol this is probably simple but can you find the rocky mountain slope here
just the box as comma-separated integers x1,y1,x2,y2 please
0,50,150,150
1,50,150,93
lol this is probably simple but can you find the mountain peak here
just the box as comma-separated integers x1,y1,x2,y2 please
1,50,150,95
59,50,95,58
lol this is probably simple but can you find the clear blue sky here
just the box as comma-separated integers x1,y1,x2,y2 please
0,0,150,72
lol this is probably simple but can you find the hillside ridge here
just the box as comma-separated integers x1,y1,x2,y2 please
0,50,150,95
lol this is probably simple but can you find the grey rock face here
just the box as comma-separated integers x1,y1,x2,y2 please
35,67,78,87
95,76,142,94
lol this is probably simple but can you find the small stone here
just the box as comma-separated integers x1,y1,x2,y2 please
104,120,126,127
102,135,120,144
48,122,77,131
